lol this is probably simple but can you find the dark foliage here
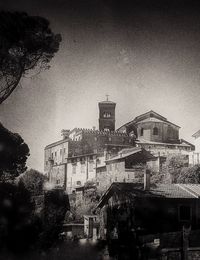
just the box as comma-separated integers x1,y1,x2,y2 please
0,11,61,104
176,165,200,184
0,183,70,253
0,182,35,253
0,123,29,180
38,188,70,248
17,168,47,196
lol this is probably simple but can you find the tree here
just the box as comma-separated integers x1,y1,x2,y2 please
164,154,189,183
17,169,47,196
0,123,29,180
0,11,61,104
0,181,35,252
39,188,70,248
176,165,200,184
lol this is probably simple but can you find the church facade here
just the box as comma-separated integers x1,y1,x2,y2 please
117,110,194,157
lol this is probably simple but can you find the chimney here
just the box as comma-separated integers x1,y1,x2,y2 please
144,168,151,191
61,129,70,140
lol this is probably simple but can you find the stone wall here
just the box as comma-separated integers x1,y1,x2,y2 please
50,164,66,188
137,121,179,143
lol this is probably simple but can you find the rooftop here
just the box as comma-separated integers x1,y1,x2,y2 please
192,129,200,139
99,100,116,104
135,139,193,147
96,182,200,209
117,110,180,131
105,147,155,162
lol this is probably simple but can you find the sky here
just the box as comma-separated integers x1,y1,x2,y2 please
0,0,200,171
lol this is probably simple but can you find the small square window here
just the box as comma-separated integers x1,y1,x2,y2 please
81,163,85,173
89,161,94,172
72,164,76,174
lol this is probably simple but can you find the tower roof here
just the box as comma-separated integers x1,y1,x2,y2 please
98,100,116,105
99,94,116,105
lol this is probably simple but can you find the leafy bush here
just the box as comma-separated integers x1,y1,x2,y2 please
17,168,47,195
38,188,70,248
0,123,29,181
176,165,200,184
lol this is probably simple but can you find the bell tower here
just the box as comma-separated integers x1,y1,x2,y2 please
98,95,116,132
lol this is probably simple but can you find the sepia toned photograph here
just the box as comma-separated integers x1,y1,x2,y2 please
1,0,200,259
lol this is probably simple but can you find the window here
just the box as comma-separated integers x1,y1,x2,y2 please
104,127,110,132
60,149,62,155
55,151,57,157
72,164,76,174
76,181,81,186
179,205,191,221
103,112,111,118
64,148,66,154
81,163,85,173
56,179,60,184
89,161,94,172
51,152,53,159
153,127,159,135
140,128,144,136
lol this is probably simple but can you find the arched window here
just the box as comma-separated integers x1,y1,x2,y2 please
104,127,110,132
103,112,111,118
140,128,144,136
153,127,158,135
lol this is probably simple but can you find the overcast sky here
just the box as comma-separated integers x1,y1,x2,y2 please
0,0,200,171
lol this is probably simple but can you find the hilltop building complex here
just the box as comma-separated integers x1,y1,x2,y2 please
44,99,194,193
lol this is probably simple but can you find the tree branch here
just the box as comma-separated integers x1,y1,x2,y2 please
0,70,23,105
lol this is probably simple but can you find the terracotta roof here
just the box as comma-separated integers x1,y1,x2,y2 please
45,139,68,149
69,127,129,137
96,182,200,209
192,130,200,139
134,110,167,122
105,147,155,162
117,110,180,131
98,100,116,105
178,184,200,198
135,140,192,147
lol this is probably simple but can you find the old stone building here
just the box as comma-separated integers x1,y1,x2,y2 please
44,103,194,193
44,99,134,193
118,110,194,156
98,97,116,132
96,147,155,191
190,129,200,165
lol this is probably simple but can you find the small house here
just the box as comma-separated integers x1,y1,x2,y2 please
96,171,200,242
